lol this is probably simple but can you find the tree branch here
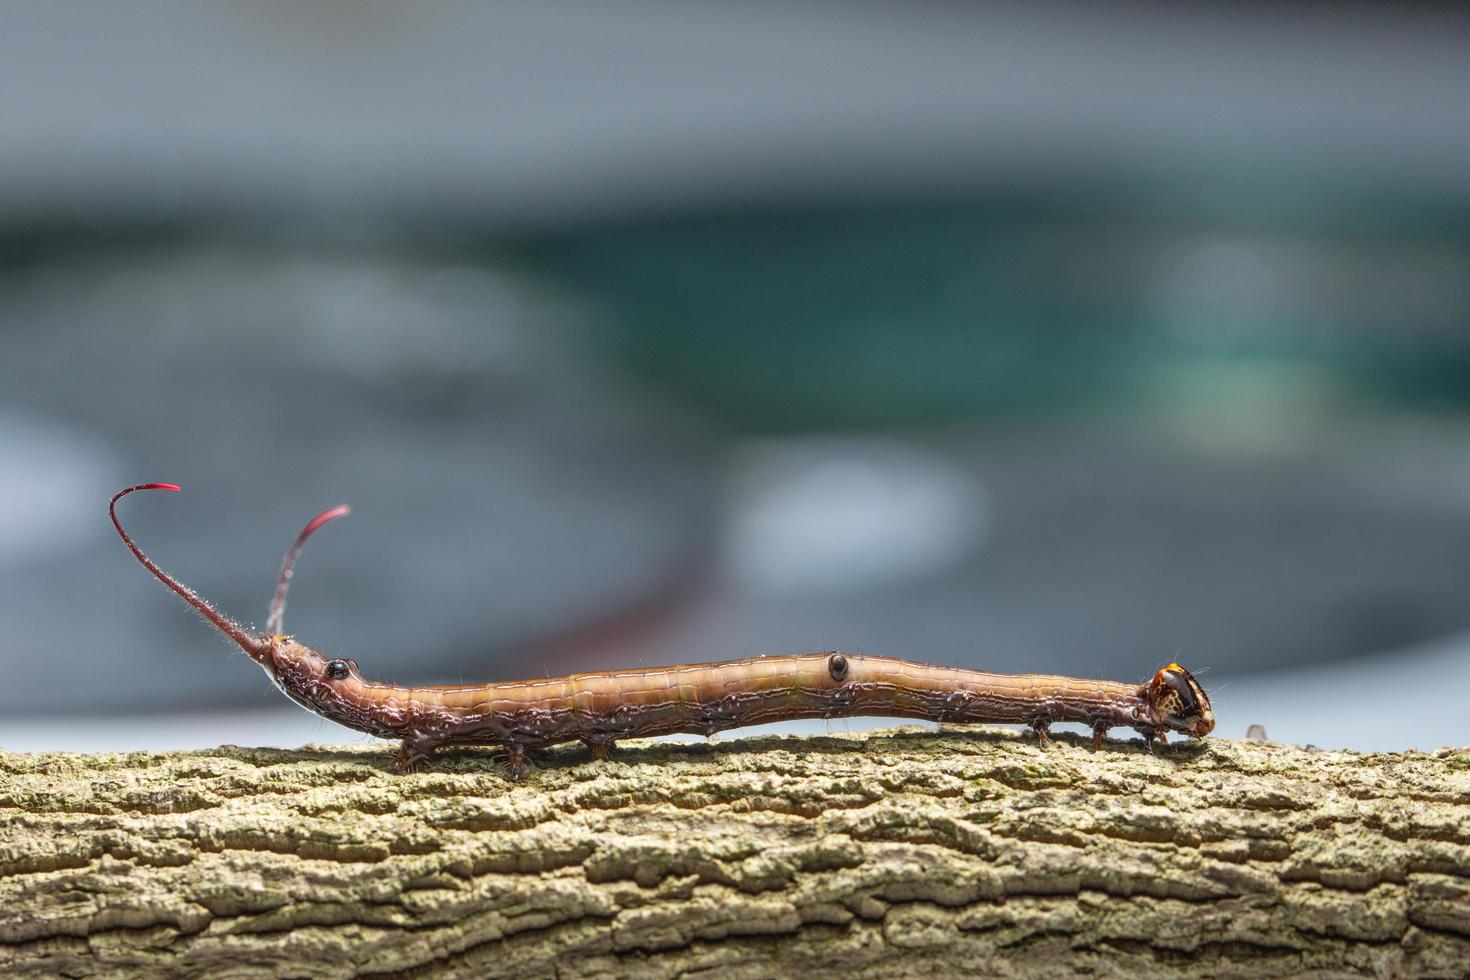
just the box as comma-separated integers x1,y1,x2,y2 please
2,728,1467,977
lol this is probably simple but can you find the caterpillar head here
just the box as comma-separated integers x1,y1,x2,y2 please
1145,663,1214,739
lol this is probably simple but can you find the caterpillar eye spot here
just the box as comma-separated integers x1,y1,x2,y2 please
325,660,351,681
828,654,849,681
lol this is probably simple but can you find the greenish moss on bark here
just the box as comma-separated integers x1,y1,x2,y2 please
1,728,1467,978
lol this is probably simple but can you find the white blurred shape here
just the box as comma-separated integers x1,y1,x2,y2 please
724,436,988,596
0,412,120,567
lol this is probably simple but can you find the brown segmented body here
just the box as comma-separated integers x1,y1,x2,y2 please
111,484,1216,776
285,654,1144,746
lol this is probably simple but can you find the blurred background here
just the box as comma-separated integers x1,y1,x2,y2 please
2,1,1468,754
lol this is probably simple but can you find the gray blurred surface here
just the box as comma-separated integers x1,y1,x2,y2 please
1,2,1468,226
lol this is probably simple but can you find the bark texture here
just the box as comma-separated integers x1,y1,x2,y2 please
1,728,1467,978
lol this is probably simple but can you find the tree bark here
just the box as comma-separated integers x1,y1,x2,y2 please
1,728,1467,978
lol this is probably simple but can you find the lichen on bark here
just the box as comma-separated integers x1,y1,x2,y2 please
1,727,1467,977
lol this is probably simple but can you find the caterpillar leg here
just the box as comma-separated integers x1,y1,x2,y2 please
581,738,616,762
391,738,439,773
1028,719,1053,747
502,743,532,781
1137,728,1167,754
1091,722,1110,751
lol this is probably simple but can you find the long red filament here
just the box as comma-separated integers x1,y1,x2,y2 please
109,483,267,659
267,504,351,635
